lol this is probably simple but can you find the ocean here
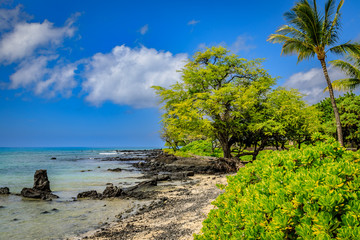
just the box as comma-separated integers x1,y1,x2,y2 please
0,147,152,240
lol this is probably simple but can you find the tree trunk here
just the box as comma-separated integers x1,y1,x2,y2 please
319,59,344,146
222,143,232,158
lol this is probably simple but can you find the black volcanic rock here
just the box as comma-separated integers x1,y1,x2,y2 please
33,169,51,192
0,187,10,194
21,170,58,200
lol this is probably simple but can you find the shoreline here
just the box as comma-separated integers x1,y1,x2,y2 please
73,174,228,240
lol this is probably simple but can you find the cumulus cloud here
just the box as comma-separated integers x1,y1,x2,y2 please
139,24,148,35
283,67,348,104
9,55,77,97
188,20,200,25
83,45,187,108
0,19,76,64
0,6,79,97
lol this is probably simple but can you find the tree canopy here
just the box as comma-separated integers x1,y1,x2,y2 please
154,46,320,159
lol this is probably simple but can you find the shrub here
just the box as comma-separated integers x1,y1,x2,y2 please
165,140,223,158
194,139,360,239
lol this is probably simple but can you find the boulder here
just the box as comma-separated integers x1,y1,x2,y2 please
0,187,10,194
33,169,51,192
77,190,100,199
21,188,58,200
107,168,122,172
101,184,123,198
21,170,59,200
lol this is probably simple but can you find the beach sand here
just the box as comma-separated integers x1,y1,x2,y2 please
76,174,228,240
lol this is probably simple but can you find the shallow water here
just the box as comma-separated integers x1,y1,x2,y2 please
0,148,151,240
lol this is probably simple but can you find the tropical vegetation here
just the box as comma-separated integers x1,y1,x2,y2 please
329,53,360,91
154,47,321,159
194,138,360,239
267,0,360,146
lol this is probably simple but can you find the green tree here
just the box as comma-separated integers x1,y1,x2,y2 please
263,88,321,149
268,0,360,146
317,93,360,149
329,53,360,91
154,46,276,158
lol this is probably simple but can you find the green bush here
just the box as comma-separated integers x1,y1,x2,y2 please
194,139,360,239
165,140,223,158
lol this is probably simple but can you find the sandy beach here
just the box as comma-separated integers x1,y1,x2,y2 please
76,174,229,240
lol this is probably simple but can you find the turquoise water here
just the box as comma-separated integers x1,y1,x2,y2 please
0,148,150,240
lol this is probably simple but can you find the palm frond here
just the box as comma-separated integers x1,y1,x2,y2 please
275,25,307,40
329,43,360,56
330,59,360,78
324,78,360,92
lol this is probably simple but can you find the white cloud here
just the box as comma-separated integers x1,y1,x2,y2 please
83,45,187,108
139,24,148,35
188,20,200,25
0,5,29,31
9,55,77,97
0,19,75,64
283,67,349,104
230,35,256,53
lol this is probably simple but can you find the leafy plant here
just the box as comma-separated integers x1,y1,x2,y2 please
194,139,360,239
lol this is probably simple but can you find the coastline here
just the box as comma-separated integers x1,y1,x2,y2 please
74,174,228,240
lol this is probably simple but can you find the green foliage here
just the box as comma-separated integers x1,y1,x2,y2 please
194,140,360,239
329,52,360,92
317,93,360,149
154,46,276,158
165,140,223,158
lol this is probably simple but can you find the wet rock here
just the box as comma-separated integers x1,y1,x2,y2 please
33,169,51,192
0,187,10,194
21,170,59,200
101,185,123,198
41,211,50,214
77,190,100,199
107,168,122,172
21,188,59,200
51,208,59,212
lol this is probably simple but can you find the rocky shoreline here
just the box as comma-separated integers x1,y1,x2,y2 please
68,149,243,240
0,149,242,240
73,174,229,240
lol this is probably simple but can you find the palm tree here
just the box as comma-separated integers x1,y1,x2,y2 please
268,0,360,146
328,53,360,91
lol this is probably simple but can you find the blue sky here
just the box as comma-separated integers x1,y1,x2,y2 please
0,0,359,147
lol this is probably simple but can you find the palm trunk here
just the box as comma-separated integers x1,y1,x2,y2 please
319,59,344,146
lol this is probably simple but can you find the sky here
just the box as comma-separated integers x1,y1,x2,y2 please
0,0,360,147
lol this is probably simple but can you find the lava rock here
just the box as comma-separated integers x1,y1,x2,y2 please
102,185,123,198
0,187,10,194
77,190,100,199
33,169,51,192
107,168,122,172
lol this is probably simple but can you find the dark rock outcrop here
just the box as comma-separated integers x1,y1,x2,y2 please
33,169,51,192
77,179,158,200
21,188,58,200
107,168,122,172
21,170,58,200
77,190,100,199
0,187,10,194
101,184,123,198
